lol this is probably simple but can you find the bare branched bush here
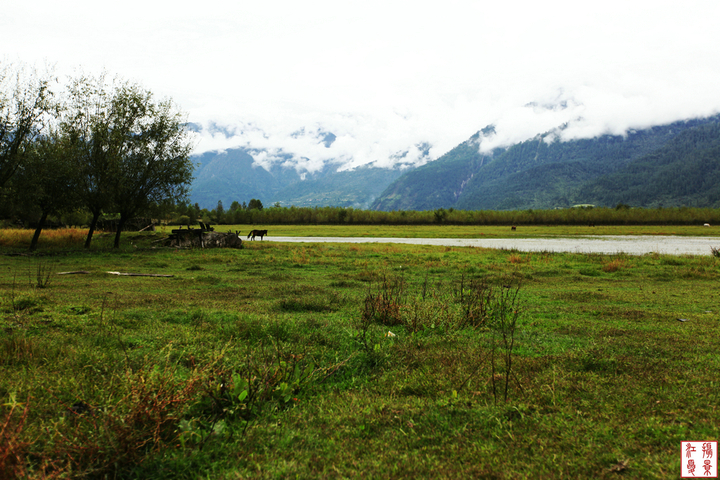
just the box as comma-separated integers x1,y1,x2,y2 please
488,283,523,404
361,274,406,327
455,275,494,328
33,262,53,289
32,363,210,478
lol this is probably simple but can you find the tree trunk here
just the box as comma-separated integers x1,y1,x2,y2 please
113,214,127,248
29,211,48,251
84,210,102,249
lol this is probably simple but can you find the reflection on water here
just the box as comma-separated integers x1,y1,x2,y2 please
270,235,720,256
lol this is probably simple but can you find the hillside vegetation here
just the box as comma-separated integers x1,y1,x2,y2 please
373,115,720,211
190,150,407,210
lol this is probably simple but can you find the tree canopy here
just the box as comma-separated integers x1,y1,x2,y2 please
1,67,195,250
0,62,55,188
105,82,194,247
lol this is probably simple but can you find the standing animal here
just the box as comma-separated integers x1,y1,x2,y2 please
511,226,516,231
247,229,268,240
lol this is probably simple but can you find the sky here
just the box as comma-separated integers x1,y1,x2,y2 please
4,0,720,173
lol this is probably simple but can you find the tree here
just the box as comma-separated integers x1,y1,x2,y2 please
60,74,118,248
59,76,195,248
0,62,55,188
248,198,263,210
12,130,80,250
106,82,194,248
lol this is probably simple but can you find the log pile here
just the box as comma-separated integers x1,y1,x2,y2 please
163,224,243,249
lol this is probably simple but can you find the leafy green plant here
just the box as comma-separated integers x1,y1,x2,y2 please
0,397,31,479
195,341,318,441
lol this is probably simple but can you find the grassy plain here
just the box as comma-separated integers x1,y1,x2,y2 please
1,227,719,478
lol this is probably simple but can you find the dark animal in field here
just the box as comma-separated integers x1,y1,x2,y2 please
247,229,268,240
589,223,595,227
511,226,516,231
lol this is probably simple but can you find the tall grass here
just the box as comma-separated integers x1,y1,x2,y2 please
0,228,88,249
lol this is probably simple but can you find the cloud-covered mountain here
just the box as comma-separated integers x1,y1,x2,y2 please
188,126,427,209
372,115,720,211
189,103,720,212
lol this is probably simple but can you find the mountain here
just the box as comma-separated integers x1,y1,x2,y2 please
191,149,279,209
372,115,720,211
578,121,720,208
189,147,410,209
272,164,407,208
372,127,495,211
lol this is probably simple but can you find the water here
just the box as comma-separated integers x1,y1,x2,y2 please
269,235,720,256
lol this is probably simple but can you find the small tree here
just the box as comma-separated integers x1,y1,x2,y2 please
248,198,263,210
60,76,194,248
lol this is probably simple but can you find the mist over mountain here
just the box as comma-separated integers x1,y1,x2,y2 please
372,115,720,211
189,138,422,209
188,112,720,212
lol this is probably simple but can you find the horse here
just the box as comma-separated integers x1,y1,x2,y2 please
247,229,268,241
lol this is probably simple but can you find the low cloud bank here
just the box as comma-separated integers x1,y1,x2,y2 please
193,83,720,173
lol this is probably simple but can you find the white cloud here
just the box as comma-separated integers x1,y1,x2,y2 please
4,0,720,172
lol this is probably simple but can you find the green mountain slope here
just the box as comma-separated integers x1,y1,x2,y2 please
191,149,280,208
373,115,720,211
579,121,720,208
273,164,407,208
189,148,410,209
371,131,493,211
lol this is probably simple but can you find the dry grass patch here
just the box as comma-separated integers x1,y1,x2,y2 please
507,254,530,264
0,228,90,249
602,258,626,272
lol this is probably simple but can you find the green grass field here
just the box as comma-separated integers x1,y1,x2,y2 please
1,227,719,478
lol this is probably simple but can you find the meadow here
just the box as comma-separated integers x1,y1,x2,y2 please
1,226,719,478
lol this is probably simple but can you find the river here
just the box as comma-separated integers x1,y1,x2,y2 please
269,235,720,256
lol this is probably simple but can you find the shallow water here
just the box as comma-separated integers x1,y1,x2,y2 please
269,235,720,256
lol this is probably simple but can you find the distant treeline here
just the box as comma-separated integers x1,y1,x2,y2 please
174,201,720,226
